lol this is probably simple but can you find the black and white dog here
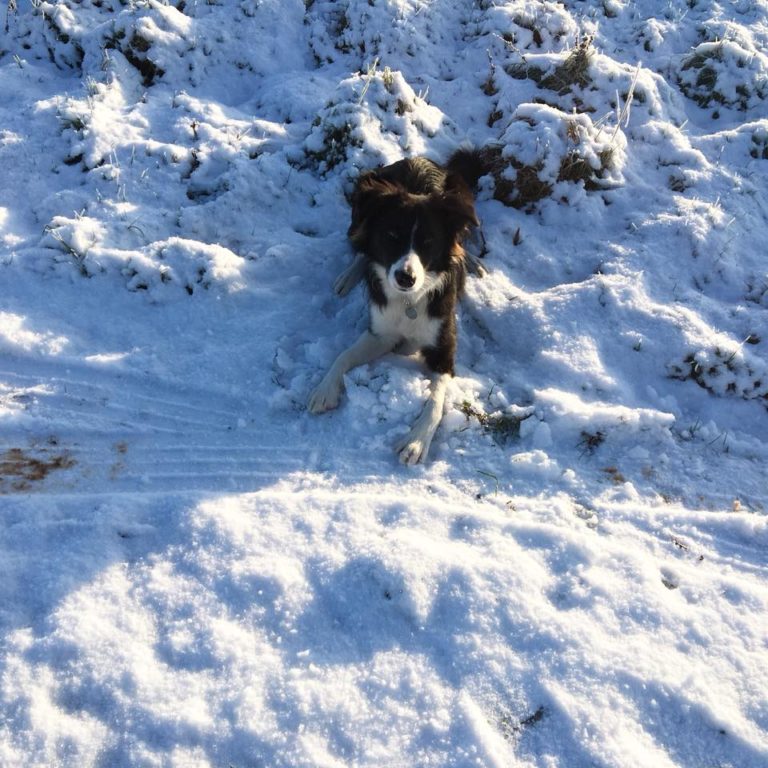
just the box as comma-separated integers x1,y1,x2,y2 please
308,152,482,464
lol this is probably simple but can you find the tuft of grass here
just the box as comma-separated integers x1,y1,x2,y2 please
304,119,358,172
511,15,545,48
668,343,768,407
473,108,621,210
104,30,164,87
750,132,768,160
44,225,90,275
463,144,554,208
459,400,528,445
678,40,767,112
504,161,553,208
506,61,547,84
557,146,615,189
482,50,499,96
507,37,594,95
602,466,626,485
578,430,605,456
680,47,725,107
539,36,594,93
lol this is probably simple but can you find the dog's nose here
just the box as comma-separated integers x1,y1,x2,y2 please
395,269,416,289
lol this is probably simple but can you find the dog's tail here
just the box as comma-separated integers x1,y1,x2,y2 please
447,145,504,192
446,147,501,278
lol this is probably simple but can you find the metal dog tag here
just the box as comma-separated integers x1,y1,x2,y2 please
405,306,418,320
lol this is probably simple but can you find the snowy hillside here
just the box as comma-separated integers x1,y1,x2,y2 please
1,0,767,766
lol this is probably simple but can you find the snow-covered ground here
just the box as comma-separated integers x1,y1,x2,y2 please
1,1,767,765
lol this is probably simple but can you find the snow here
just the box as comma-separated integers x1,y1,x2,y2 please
1,0,768,766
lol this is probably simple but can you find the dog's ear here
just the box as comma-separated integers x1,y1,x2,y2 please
348,172,403,250
438,173,480,236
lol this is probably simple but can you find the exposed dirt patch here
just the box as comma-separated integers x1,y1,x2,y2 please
110,441,129,480
0,448,76,493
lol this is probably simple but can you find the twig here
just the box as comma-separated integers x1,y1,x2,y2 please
611,62,641,142
357,57,379,105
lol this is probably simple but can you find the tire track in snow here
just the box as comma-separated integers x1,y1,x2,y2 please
0,359,348,495
1,363,244,430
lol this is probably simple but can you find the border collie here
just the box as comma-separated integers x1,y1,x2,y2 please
308,152,481,465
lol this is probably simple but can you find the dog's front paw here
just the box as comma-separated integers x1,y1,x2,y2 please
395,432,431,465
308,376,342,414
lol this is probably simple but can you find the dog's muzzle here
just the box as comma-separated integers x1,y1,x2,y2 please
394,269,417,290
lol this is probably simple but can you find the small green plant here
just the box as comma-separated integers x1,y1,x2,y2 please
476,470,500,495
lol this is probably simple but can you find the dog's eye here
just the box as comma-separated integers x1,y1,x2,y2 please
386,230,399,240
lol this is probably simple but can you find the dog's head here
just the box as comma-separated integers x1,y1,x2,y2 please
349,171,479,297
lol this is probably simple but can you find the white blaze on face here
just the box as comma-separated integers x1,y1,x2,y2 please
388,224,425,293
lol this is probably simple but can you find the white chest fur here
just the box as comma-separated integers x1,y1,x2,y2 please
370,294,442,351
368,262,448,351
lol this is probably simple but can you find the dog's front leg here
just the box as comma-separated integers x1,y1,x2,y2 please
333,252,367,297
395,372,451,465
308,331,397,414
